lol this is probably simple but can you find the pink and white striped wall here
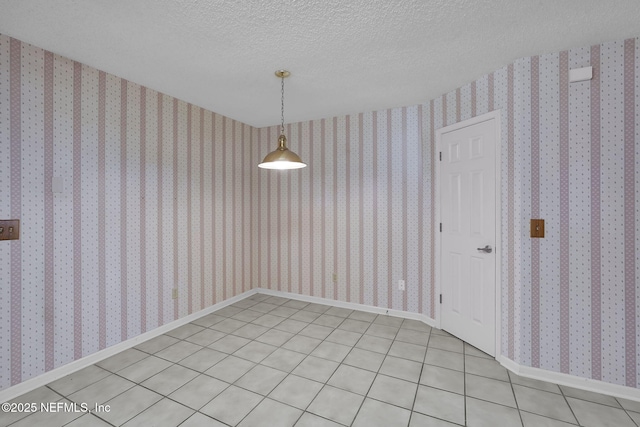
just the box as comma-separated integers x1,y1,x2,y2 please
254,38,640,389
251,108,432,314
2,33,639,392
0,35,253,390
495,39,638,389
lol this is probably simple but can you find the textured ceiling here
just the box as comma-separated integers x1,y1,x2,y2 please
1,0,639,127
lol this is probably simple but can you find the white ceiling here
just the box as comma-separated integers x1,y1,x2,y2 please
1,0,639,128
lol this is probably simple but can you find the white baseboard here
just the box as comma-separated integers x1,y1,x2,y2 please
0,289,258,403
5,286,639,405
263,289,640,402
256,288,437,328
497,355,640,402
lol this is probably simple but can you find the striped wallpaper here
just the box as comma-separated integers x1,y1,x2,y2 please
498,39,638,388
2,34,639,392
1,35,253,390
251,108,432,315
445,38,633,387
253,38,640,389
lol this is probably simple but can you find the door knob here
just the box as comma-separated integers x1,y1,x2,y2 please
477,245,492,253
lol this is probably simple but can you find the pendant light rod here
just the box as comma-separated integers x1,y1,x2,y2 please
276,69,289,134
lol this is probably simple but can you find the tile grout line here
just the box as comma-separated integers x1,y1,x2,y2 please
615,396,640,427
407,319,432,426
179,295,295,426
558,382,581,425
290,307,380,426
81,314,245,426
172,296,292,426
196,299,363,426
343,312,403,426
236,302,422,425
254,302,375,426
11,294,592,427
29,298,407,426
463,340,468,426
103,348,224,426
61,299,420,427
505,362,525,426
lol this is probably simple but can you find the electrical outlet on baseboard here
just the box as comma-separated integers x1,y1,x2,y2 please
398,280,405,291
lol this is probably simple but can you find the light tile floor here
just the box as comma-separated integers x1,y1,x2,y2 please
3,293,640,427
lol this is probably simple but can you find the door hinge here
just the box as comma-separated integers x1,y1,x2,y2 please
439,151,442,161
439,294,442,304
439,223,442,232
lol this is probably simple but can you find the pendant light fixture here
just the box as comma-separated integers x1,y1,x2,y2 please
258,70,307,170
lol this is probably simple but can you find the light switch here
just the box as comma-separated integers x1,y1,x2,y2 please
531,219,545,238
0,219,20,241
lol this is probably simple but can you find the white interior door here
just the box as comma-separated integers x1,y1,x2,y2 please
439,116,497,356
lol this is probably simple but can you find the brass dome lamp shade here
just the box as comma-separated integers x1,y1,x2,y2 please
258,70,307,170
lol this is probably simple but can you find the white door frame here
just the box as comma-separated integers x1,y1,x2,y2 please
435,110,502,358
